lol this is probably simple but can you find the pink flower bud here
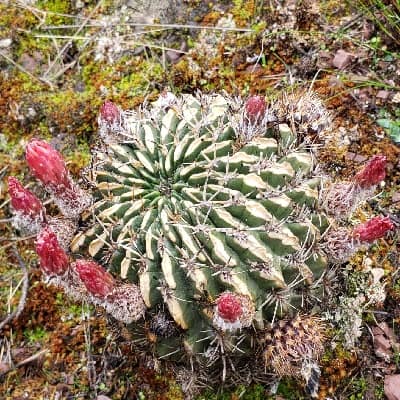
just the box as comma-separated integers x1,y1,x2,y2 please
245,95,267,123
8,177,44,219
73,259,115,298
216,292,243,323
353,216,394,243
26,139,72,191
354,155,386,188
36,226,69,276
99,100,120,124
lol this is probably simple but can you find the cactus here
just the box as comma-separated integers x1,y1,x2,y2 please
8,91,395,392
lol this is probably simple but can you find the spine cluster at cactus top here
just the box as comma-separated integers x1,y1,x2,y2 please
8,90,394,391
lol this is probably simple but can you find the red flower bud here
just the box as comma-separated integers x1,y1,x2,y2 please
8,177,44,218
245,95,267,123
355,155,386,188
73,259,115,298
36,226,69,276
99,100,120,124
353,216,394,243
26,139,72,191
216,292,243,323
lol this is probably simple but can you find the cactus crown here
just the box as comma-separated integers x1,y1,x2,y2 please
71,94,329,339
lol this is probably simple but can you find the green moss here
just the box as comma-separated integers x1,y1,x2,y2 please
65,139,91,171
231,0,255,26
347,377,368,400
36,0,72,25
24,326,49,345
195,384,267,400
276,379,305,399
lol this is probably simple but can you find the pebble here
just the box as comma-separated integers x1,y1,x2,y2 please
385,375,400,400
332,49,353,69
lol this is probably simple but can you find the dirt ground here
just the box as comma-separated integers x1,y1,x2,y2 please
0,0,399,399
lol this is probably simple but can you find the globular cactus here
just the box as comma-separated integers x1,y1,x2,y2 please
8,90,394,393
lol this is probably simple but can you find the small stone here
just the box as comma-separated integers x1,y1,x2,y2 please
377,90,390,100
0,38,12,48
332,49,353,69
19,53,39,73
353,154,368,163
166,49,182,63
95,396,112,400
166,41,187,64
55,383,70,394
385,375,400,400
373,333,392,359
392,192,400,203
392,93,400,103
0,361,10,374
345,151,356,161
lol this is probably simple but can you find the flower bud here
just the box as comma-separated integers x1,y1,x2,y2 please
354,155,386,188
217,292,242,322
73,259,115,298
25,139,72,191
99,100,120,124
8,176,44,219
36,226,69,276
353,216,394,243
214,292,254,331
245,95,267,123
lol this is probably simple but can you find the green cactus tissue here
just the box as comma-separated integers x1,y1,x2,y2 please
8,90,394,394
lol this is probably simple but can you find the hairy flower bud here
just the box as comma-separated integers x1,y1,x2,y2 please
245,95,267,123
217,292,242,322
26,139,72,191
355,155,386,188
25,139,91,219
73,259,115,298
8,177,45,219
99,100,120,124
214,292,255,331
353,216,394,243
36,226,69,276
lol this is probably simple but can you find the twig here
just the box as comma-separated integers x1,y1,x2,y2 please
40,22,254,32
0,247,29,331
15,348,48,368
0,348,49,377
43,0,103,80
0,51,54,88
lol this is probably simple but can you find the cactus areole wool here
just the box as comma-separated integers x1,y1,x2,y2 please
8,91,394,391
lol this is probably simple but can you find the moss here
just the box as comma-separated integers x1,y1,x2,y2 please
24,326,49,345
231,0,255,27
195,384,267,400
276,379,305,399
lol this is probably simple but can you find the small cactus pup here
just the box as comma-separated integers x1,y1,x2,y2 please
8,176,46,234
10,90,395,392
263,315,325,398
25,139,91,219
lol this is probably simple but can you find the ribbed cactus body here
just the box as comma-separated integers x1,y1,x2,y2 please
70,94,329,357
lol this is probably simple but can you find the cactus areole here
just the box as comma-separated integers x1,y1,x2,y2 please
9,91,394,388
